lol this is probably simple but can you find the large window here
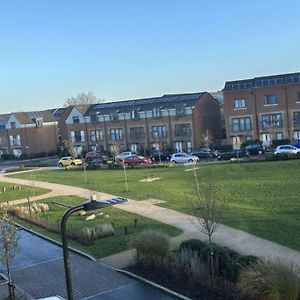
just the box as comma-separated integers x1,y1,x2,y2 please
231,117,252,132
174,123,191,137
261,113,282,128
234,98,246,109
293,111,300,125
71,131,85,143
110,128,123,140
129,127,145,139
90,129,104,142
152,125,167,138
9,135,21,146
264,94,278,105
72,116,80,123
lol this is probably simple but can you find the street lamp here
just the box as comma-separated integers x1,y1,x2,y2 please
60,196,128,300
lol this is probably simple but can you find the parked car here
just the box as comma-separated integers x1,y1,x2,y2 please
122,155,152,167
116,151,136,161
191,148,217,159
218,149,249,160
58,156,83,167
245,143,266,155
150,150,171,161
274,145,300,155
85,152,109,164
170,153,199,164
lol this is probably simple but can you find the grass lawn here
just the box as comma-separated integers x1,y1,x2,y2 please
0,181,49,202
14,196,182,258
10,160,300,251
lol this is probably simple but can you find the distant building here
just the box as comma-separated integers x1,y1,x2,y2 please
58,92,222,156
0,110,58,158
223,72,300,146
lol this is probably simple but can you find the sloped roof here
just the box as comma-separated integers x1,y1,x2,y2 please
13,110,56,124
0,114,9,128
224,72,300,91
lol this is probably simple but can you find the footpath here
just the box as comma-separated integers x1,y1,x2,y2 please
1,172,300,269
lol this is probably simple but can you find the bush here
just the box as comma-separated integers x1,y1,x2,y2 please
238,260,300,300
130,229,170,268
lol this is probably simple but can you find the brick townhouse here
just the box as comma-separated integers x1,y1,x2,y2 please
223,72,300,147
58,92,222,156
0,110,58,158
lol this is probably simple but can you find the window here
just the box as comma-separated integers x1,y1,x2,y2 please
71,131,85,143
234,99,246,109
261,113,282,128
297,92,300,103
9,135,21,146
264,94,278,105
186,141,192,152
110,128,123,140
175,142,183,152
153,107,162,118
246,135,252,141
129,127,145,139
294,130,300,140
131,110,139,120
10,122,16,129
35,117,43,127
231,117,252,132
174,123,191,137
152,125,167,138
90,129,103,142
0,136,5,144
293,112,300,125
176,107,186,116
72,116,80,123
111,113,119,121
276,132,284,140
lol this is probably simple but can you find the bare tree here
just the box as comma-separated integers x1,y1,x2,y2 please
200,129,214,149
192,168,224,278
0,207,20,299
64,92,104,106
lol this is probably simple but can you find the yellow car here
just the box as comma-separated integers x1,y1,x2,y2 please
58,156,83,167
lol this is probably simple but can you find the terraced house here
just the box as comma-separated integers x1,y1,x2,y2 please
58,92,222,156
223,72,300,146
0,110,58,158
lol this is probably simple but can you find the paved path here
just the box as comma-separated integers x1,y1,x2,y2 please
1,171,300,269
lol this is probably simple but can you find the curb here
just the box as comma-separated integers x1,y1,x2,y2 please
116,269,192,300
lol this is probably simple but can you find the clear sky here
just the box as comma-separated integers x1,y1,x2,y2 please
1,0,300,113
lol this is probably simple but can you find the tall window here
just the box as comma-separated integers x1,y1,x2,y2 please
71,131,85,142
90,129,104,142
72,116,80,123
297,92,300,102
9,135,21,146
129,127,145,139
264,94,278,105
231,117,252,132
261,113,282,128
152,125,167,138
234,98,246,109
174,123,191,137
153,107,162,118
293,111,300,125
131,110,139,120
110,128,123,140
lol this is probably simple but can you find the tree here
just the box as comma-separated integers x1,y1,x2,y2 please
192,168,224,278
0,207,20,300
64,92,104,106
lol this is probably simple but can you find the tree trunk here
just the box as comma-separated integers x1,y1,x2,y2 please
208,234,214,278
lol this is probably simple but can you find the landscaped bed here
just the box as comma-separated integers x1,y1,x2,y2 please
8,196,182,258
0,182,49,202
9,159,300,251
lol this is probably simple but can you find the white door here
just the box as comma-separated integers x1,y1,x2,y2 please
232,136,241,150
261,133,271,147
294,131,300,140
175,142,182,153
130,144,137,153
186,141,192,153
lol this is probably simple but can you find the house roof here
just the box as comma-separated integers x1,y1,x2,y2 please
223,71,300,91
12,110,56,124
0,114,10,129
86,92,205,115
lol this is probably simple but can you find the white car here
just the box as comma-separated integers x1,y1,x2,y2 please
170,153,199,164
274,145,300,155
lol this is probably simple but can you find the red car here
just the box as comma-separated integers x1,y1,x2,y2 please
122,155,152,167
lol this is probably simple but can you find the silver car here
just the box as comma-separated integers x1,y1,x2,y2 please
170,152,199,164
274,145,300,155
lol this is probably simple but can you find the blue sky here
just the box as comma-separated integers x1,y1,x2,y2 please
1,0,300,113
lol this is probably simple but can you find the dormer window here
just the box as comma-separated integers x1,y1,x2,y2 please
131,110,139,120
111,113,119,121
153,107,162,118
72,116,80,123
176,107,186,116
10,122,16,129
35,117,43,127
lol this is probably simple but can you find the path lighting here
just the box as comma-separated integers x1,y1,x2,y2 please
59,196,128,300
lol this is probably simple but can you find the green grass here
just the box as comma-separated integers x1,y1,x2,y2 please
10,160,300,251
15,196,182,258
0,182,49,202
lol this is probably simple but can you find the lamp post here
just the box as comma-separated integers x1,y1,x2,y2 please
60,196,128,300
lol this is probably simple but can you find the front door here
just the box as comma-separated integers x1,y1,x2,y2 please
261,133,271,147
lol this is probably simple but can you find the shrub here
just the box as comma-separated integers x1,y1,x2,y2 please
130,229,170,268
238,260,300,300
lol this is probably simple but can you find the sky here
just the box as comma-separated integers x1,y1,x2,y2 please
1,0,300,113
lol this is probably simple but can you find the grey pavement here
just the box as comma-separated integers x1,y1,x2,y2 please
0,229,184,300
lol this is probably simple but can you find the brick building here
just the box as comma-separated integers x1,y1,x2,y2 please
59,92,222,156
0,110,58,158
223,72,300,147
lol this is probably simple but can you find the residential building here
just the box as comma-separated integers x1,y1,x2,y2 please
59,92,222,155
223,72,300,146
0,110,58,158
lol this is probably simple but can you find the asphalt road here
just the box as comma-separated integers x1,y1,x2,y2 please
0,156,59,170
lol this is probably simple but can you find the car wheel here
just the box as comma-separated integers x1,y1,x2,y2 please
188,159,193,163
71,162,75,166
59,163,63,167
171,160,176,164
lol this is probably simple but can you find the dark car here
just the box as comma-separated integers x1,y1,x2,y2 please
85,152,109,164
245,143,266,155
191,148,217,160
150,150,171,162
218,148,249,160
